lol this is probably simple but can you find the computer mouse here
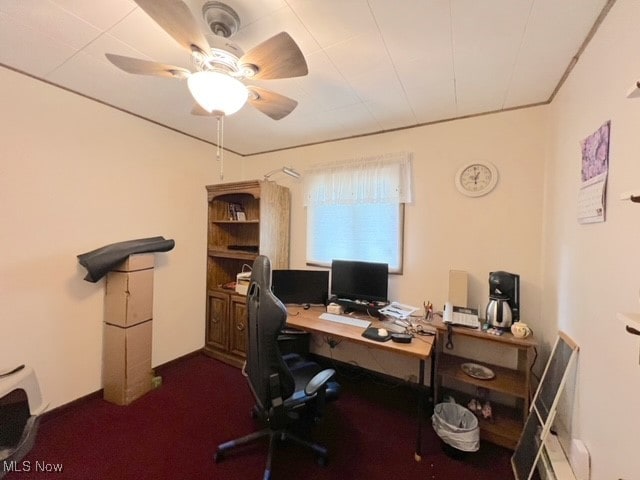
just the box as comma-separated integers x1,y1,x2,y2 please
378,328,388,337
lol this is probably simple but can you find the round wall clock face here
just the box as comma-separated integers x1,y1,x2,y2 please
455,162,499,197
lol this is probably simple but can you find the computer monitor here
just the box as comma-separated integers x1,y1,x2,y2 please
271,269,329,305
330,259,389,303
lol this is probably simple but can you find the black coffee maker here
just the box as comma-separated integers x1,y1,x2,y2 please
486,271,520,328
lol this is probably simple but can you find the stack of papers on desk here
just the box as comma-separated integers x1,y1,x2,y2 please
378,302,418,320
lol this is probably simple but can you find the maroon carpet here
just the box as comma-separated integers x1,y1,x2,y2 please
6,354,514,479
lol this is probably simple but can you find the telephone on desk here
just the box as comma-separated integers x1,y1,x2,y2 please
443,302,480,329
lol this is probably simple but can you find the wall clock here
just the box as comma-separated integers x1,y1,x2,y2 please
454,161,499,197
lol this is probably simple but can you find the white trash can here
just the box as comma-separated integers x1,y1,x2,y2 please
432,402,480,455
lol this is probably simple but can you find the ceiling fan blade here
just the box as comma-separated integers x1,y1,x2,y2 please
247,86,298,120
239,32,308,80
134,0,210,55
105,53,190,79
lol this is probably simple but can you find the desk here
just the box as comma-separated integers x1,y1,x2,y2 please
285,306,434,460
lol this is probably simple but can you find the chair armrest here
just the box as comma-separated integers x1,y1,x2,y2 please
304,368,336,396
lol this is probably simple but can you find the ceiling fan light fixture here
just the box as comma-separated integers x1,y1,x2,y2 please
240,64,258,78
187,71,248,116
202,1,240,38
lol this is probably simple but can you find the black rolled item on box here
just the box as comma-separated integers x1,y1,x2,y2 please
77,236,175,282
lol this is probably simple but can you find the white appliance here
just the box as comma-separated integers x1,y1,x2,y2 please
1,365,47,478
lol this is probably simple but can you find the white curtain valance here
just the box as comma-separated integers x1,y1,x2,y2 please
303,152,413,206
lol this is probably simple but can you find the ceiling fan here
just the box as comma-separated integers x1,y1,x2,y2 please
105,0,308,120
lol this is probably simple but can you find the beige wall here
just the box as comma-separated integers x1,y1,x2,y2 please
244,106,547,378
0,67,242,409
542,0,640,478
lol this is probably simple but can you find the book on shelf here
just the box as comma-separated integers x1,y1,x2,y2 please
228,202,245,221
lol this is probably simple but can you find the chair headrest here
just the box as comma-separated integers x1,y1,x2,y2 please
251,255,271,288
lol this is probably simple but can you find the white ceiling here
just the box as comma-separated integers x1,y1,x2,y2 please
0,0,611,156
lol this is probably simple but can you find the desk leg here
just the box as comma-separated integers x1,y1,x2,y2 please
415,358,425,462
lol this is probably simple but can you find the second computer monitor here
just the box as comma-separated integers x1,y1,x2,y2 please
330,259,389,303
271,269,329,305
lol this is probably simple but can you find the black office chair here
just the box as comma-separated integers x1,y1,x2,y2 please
214,255,338,479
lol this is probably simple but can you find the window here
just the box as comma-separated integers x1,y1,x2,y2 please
303,153,413,273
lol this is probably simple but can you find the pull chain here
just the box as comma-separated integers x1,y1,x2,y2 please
216,114,224,181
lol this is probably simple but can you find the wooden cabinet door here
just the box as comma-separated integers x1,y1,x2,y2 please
229,296,248,357
207,291,229,351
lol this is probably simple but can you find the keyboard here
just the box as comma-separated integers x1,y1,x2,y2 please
319,313,371,329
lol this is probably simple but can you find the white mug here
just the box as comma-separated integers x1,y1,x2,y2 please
511,322,531,338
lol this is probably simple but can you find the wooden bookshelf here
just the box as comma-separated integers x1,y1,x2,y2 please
204,180,290,367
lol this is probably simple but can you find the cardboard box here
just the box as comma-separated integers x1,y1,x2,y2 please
105,268,154,327
448,269,468,307
112,254,155,272
103,321,153,405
